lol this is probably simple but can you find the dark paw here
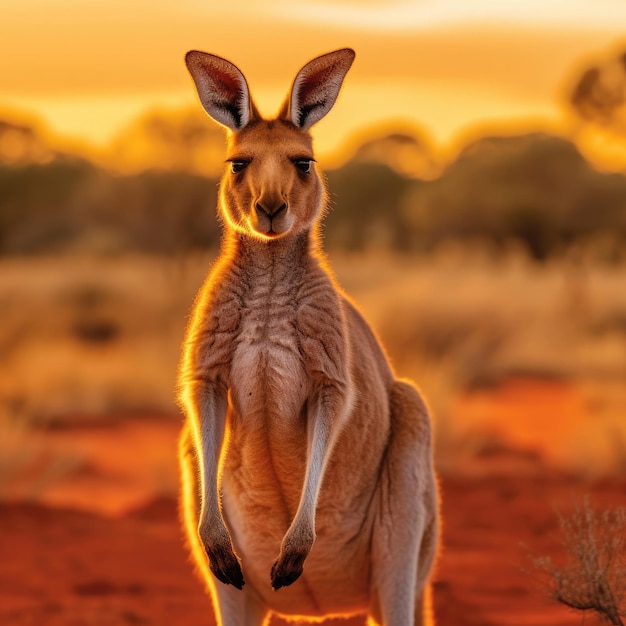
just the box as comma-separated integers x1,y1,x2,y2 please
205,543,245,590
270,550,306,590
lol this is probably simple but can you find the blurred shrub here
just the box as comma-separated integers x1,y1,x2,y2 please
83,170,220,253
404,133,626,259
0,157,220,254
0,158,94,253
0,120,56,166
111,109,227,177
570,46,626,132
326,160,416,251
1,119,625,259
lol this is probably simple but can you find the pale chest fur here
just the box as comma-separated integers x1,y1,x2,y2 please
196,254,346,427
229,275,308,422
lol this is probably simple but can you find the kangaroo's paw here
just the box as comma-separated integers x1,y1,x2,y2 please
203,540,245,589
270,548,308,590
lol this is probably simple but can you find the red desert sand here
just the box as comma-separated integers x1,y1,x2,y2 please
1,378,624,626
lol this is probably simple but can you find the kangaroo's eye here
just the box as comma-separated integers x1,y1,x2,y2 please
230,160,250,174
294,159,312,174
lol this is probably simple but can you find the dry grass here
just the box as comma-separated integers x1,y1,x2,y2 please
333,247,626,386
0,403,83,500
0,253,204,421
0,247,624,471
331,248,626,473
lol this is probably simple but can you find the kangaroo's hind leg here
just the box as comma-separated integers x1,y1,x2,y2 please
179,424,269,626
369,381,439,626
212,582,269,626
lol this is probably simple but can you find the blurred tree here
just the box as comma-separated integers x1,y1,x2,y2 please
1,116,625,259
399,134,626,259
111,109,227,176
0,120,56,166
0,158,93,253
569,46,626,173
86,170,220,253
571,49,626,134
325,160,416,251
0,154,220,255
349,130,438,180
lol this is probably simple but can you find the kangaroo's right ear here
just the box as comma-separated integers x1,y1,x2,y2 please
185,51,258,131
283,48,355,131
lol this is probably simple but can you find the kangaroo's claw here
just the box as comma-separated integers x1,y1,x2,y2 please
271,549,307,590
205,543,245,589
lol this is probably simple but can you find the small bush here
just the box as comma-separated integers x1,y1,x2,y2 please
536,498,626,625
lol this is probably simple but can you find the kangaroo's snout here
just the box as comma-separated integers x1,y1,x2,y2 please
252,196,290,237
255,201,287,220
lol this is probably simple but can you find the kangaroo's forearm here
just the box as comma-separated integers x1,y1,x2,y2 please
183,376,245,590
270,381,353,590
298,382,352,524
184,380,228,523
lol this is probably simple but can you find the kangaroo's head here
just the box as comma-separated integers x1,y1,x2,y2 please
185,49,355,241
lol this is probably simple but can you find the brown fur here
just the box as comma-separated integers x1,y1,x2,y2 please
178,48,438,625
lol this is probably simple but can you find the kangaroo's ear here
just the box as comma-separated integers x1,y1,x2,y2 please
185,51,258,131
282,48,355,131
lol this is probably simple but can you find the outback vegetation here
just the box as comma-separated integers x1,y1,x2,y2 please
536,499,626,626
1,42,626,626
1,120,625,260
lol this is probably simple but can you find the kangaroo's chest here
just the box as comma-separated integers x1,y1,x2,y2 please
228,285,308,420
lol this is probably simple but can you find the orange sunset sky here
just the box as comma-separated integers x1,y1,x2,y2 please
1,0,626,166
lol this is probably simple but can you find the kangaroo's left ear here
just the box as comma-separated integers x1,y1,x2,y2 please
281,49,355,131
185,50,258,131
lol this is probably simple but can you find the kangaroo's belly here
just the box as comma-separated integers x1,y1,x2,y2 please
221,309,379,616
221,449,373,617
223,339,373,615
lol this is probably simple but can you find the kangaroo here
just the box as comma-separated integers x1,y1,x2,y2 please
178,48,439,626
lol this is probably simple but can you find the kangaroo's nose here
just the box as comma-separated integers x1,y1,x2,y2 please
255,202,287,220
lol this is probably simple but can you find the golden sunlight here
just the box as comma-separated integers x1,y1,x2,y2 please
2,0,626,170
3,5,626,626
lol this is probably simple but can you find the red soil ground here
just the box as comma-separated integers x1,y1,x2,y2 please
2,380,625,625
5,472,622,626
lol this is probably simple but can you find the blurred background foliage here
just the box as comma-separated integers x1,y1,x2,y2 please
0,42,626,478
2,120,626,261
2,42,626,261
